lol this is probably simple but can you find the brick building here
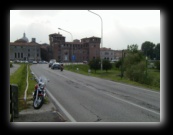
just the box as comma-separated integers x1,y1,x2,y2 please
10,32,101,62
49,33,101,62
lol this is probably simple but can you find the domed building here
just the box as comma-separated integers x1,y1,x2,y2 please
14,32,29,43
10,33,41,62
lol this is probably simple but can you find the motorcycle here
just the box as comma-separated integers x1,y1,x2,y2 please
60,64,64,71
33,76,47,109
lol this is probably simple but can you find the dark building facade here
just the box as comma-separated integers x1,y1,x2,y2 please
9,33,41,62
49,33,101,62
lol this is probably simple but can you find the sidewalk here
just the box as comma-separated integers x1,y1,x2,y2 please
13,98,66,122
10,64,20,75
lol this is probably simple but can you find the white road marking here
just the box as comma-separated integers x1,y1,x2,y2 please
46,89,77,122
32,66,160,121
33,71,76,122
46,69,160,115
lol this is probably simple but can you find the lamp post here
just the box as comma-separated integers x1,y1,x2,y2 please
58,28,73,63
146,56,148,78
88,10,103,71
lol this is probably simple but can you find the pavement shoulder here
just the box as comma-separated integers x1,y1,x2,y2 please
13,97,66,122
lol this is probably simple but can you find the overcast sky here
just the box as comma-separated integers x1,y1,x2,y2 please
10,10,160,50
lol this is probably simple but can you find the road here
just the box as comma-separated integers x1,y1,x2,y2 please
30,64,160,122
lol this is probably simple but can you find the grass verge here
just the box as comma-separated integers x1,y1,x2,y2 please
64,64,160,91
10,63,49,111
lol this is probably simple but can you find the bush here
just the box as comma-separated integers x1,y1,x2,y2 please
103,59,112,72
125,61,154,85
115,60,122,69
89,58,101,73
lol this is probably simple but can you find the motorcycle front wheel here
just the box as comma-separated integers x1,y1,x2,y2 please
33,96,44,109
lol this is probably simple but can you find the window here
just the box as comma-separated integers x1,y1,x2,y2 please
21,53,23,58
37,53,39,57
105,52,109,55
18,53,20,58
28,49,30,52
28,53,30,57
15,53,17,58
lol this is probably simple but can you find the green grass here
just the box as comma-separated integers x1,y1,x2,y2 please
64,64,160,91
10,63,41,111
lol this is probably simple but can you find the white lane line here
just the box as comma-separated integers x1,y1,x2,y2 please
46,89,76,122
111,81,160,94
104,92,160,115
36,67,160,118
33,71,76,122
47,70,160,116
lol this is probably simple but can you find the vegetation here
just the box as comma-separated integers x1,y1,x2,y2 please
10,63,40,111
154,60,160,70
141,41,160,60
88,58,101,73
64,63,160,91
102,59,112,72
64,42,160,91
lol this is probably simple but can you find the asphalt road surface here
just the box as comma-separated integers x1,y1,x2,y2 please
30,64,160,122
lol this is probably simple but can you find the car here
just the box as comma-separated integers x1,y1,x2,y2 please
51,62,61,69
83,61,88,64
49,59,56,67
33,61,37,64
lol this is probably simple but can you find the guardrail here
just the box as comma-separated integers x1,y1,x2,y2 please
10,84,19,122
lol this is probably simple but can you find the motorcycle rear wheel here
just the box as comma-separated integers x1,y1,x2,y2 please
33,96,44,109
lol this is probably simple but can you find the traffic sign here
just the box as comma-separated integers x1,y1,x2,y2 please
72,55,76,61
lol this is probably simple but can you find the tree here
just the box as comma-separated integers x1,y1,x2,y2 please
103,59,112,72
127,44,138,53
154,43,160,60
141,41,155,60
89,58,100,73
115,58,122,69
123,44,150,83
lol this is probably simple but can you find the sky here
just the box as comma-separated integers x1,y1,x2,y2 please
10,10,160,50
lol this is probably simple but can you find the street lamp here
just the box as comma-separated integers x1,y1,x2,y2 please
58,28,74,62
146,56,148,78
88,10,103,71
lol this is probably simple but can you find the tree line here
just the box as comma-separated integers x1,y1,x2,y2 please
88,41,160,87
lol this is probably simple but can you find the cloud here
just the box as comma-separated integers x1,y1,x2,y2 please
19,10,61,18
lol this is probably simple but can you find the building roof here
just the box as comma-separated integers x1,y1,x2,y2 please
10,42,40,46
14,33,29,43
81,36,100,40
49,33,64,37
65,42,83,45
100,47,112,51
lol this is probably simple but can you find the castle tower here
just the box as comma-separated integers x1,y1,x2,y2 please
81,36,101,60
49,33,65,61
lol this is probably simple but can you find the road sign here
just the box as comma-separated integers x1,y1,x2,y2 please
72,55,75,61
